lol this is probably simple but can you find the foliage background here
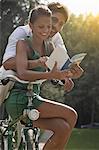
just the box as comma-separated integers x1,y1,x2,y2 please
0,0,99,127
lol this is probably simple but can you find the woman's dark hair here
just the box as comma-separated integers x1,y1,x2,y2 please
48,2,69,22
29,5,52,24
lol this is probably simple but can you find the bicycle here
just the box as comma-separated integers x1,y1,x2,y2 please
0,74,43,150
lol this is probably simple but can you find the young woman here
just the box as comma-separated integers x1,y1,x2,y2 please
2,2,83,92
5,5,81,150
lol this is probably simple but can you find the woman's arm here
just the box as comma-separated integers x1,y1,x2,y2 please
16,40,75,82
3,54,48,71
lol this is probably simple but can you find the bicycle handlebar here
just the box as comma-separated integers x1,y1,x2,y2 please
1,74,46,85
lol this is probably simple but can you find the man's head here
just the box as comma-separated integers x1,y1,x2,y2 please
48,2,69,37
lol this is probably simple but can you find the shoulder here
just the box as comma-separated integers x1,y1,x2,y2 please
9,25,32,41
52,32,64,45
52,32,62,38
16,39,32,57
52,33,68,53
17,39,28,46
17,38,32,50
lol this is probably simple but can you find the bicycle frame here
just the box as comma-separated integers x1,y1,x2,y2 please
0,74,42,150
0,116,40,150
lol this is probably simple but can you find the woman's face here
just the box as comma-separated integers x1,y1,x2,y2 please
30,16,52,41
50,12,66,37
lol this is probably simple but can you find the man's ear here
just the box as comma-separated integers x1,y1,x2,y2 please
29,22,33,30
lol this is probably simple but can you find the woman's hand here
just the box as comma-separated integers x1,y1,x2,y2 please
28,56,48,69
64,78,74,92
51,62,84,80
51,62,74,80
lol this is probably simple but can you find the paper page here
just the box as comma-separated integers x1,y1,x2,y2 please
46,47,70,70
70,53,87,64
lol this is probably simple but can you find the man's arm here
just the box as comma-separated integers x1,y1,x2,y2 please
3,58,16,71
51,32,84,92
3,56,48,71
2,25,31,64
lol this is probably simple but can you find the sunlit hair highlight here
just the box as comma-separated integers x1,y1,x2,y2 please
48,2,69,22
28,5,52,24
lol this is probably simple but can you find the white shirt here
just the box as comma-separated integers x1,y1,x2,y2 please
2,24,68,63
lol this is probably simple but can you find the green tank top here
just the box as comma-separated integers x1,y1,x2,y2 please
13,37,54,94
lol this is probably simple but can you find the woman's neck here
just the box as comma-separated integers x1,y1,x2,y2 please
32,36,45,56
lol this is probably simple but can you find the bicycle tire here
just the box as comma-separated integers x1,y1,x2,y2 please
0,134,9,150
0,135,4,150
19,128,39,150
18,129,33,150
26,129,33,150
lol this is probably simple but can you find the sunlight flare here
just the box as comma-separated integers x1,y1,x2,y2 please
49,0,99,16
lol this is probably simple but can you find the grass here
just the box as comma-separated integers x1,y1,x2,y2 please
1,126,99,149
66,128,99,150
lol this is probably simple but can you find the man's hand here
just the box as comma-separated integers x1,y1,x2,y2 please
69,63,84,79
64,78,74,92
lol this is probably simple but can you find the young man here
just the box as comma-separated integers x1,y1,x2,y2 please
2,2,82,91
4,5,81,149
3,2,69,65
2,2,69,72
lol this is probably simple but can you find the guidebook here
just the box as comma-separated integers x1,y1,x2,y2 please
46,46,87,70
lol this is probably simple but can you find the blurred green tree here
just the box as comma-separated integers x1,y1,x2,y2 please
0,0,41,65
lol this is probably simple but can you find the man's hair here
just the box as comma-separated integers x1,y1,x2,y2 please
48,2,69,22
29,5,52,24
